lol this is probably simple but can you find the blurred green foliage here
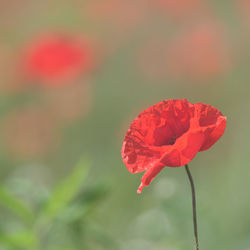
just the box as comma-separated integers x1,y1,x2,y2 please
0,159,113,250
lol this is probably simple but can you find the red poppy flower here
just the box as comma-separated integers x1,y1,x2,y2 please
121,99,226,193
22,34,95,86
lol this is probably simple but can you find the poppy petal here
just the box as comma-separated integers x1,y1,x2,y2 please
121,130,162,173
199,116,226,151
121,99,193,173
160,131,205,167
194,103,227,151
137,163,165,194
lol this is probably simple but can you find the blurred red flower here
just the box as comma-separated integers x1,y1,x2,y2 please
138,22,230,83
166,23,230,80
121,99,226,193
22,34,95,86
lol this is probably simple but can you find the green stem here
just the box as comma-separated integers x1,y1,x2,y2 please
185,164,199,250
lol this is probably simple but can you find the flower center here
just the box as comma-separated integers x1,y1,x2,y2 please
152,126,181,146
167,135,177,145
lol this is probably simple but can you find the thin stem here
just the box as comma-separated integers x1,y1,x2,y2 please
185,164,199,250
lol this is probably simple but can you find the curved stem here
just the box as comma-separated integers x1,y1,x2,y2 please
185,164,199,250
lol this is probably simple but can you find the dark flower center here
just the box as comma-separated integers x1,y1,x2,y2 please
167,135,177,145
150,123,188,147
141,101,192,147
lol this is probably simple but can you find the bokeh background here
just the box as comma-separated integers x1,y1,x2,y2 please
0,0,249,249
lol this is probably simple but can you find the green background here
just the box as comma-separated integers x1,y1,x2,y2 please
0,0,249,249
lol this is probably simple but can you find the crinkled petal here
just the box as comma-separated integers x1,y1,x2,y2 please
160,131,205,166
194,103,226,151
121,132,162,173
199,116,226,151
137,131,205,193
121,99,193,173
